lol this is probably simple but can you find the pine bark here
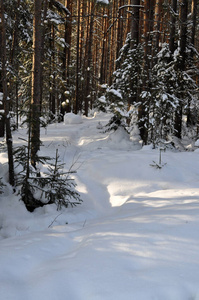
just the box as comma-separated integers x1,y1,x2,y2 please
130,0,140,47
0,0,15,186
31,0,42,168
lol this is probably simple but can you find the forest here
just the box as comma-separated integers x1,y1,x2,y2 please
1,1,199,298
0,0,199,205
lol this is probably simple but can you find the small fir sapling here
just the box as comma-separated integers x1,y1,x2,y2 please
150,141,168,169
40,149,82,211
14,139,51,212
14,143,82,211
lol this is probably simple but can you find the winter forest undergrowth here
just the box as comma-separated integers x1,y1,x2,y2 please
1,112,199,300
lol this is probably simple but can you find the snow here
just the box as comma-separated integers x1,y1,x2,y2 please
98,95,106,104
1,112,199,300
109,88,123,99
64,112,83,124
96,0,109,4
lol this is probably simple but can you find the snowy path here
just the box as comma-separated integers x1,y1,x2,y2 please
1,112,199,300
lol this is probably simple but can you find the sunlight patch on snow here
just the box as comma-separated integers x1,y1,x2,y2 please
107,180,151,207
0,154,8,164
47,233,67,238
78,135,108,146
107,181,131,206
111,241,154,258
109,195,129,207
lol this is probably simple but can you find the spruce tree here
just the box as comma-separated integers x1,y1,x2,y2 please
105,34,143,132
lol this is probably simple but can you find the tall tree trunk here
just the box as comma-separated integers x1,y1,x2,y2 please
31,0,42,168
130,0,140,48
0,0,15,187
169,0,177,55
40,0,48,112
179,0,188,70
187,0,197,126
138,0,155,144
190,0,197,51
10,0,21,64
60,0,72,115
116,0,124,60
10,0,21,129
0,33,5,137
129,0,140,107
174,0,188,138
154,0,163,51
100,12,108,84
75,0,81,114
50,24,56,118
84,1,94,116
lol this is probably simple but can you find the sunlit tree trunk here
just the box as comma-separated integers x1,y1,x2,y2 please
0,0,15,186
190,0,197,51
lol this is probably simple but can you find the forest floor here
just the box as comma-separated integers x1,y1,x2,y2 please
1,112,199,300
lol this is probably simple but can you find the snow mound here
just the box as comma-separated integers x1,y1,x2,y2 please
106,127,133,150
64,112,83,124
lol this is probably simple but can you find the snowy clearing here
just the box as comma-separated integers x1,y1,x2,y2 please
1,112,199,300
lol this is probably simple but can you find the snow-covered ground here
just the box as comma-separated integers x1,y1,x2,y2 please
1,112,199,300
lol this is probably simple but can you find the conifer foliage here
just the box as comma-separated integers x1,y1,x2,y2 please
14,143,82,212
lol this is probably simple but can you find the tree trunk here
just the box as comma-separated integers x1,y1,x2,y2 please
129,0,140,107
40,0,48,112
154,0,163,51
31,0,42,168
174,0,188,138
0,0,15,187
130,0,140,47
84,1,94,116
179,0,188,70
169,0,177,55
138,0,155,144
190,0,197,50
100,12,108,84
187,0,197,126
0,13,4,137
75,0,81,114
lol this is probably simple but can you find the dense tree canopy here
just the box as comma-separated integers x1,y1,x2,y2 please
0,0,199,162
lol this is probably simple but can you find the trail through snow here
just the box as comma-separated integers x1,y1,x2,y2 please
1,112,199,300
